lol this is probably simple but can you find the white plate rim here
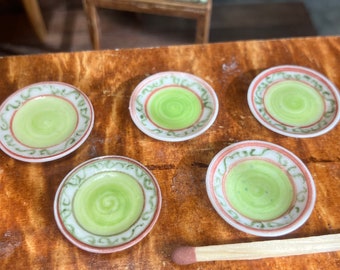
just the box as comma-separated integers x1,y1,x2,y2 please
0,81,94,162
53,155,162,253
206,140,316,237
129,71,219,142
247,65,340,138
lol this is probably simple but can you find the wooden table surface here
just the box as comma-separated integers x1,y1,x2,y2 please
0,36,340,269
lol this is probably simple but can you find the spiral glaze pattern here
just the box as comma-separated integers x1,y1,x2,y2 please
225,159,294,220
146,87,202,130
264,81,324,126
73,172,144,236
12,96,77,148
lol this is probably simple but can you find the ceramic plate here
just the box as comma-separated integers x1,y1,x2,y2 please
129,71,219,141
0,82,94,162
206,140,316,237
247,65,340,137
54,156,162,253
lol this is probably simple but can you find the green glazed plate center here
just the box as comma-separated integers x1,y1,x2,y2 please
12,96,78,148
73,171,144,236
146,87,202,130
225,159,294,221
264,81,324,126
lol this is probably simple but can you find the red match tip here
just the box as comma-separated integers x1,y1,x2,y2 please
171,246,196,265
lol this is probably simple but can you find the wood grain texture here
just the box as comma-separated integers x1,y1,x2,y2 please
0,36,340,269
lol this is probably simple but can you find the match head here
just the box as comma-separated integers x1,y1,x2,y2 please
171,246,197,265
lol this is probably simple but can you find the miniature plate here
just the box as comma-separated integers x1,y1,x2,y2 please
0,82,94,162
206,140,316,237
54,156,162,253
129,71,219,141
247,65,340,138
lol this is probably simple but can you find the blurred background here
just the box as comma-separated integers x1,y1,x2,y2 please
0,0,339,56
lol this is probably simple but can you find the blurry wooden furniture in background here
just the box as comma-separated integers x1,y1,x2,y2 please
82,0,212,50
21,0,47,42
